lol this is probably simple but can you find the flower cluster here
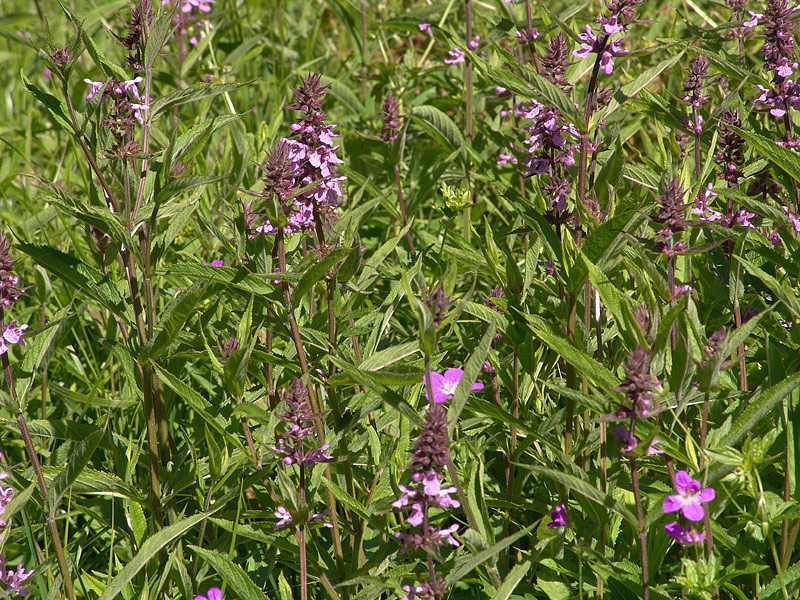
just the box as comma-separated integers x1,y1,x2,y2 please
257,73,344,235
614,425,663,456
546,503,568,528
270,379,333,531
0,456,33,596
444,47,465,64
613,347,659,421
572,0,643,75
681,53,710,135
381,93,401,144
715,110,745,186
0,235,27,357
271,379,332,468
162,0,215,46
83,76,149,134
752,1,800,121
394,404,460,597
520,100,580,213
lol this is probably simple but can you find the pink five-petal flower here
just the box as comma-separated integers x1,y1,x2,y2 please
426,368,484,403
662,470,715,521
195,587,223,600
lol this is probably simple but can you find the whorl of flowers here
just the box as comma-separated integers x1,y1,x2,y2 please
542,33,572,89
613,346,659,420
0,234,28,357
753,1,800,119
381,93,401,144
162,0,215,46
652,177,689,253
0,456,34,596
572,0,643,75
257,73,345,235
715,110,745,186
122,0,153,70
271,378,331,468
83,77,149,133
393,405,460,554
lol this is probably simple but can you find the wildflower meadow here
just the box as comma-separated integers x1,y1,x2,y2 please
1,0,800,598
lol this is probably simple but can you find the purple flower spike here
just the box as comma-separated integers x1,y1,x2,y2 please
547,503,568,528
426,368,484,403
662,470,715,521
664,522,706,545
195,587,223,600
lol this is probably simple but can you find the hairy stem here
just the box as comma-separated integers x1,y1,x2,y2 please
630,457,649,600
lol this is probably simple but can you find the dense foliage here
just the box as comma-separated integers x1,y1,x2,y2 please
0,0,799,599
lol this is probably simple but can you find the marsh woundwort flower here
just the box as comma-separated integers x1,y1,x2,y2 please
394,405,461,554
572,0,643,75
419,21,432,37
0,457,33,596
381,93,401,144
546,503,568,528
258,73,344,234
664,522,706,544
444,47,465,64
613,347,659,420
663,470,715,521
715,110,745,186
614,425,664,455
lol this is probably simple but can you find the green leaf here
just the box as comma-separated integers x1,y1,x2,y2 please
189,546,269,600
140,281,214,363
15,306,73,409
17,244,130,320
129,501,147,548
291,248,353,310
590,47,687,129
21,70,72,131
356,221,413,288
151,82,246,117
172,114,241,163
160,264,297,295
144,12,174,71
735,256,800,318
730,124,800,186
359,341,419,371
152,364,236,442
445,523,536,585
718,371,800,448
410,105,465,151
154,175,224,205
48,430,103,512
40,467,144,502
523,314,619,390
97,512,215,600
319,478,383,529
492,560,532,600
527,466,638,526
448,324,496,436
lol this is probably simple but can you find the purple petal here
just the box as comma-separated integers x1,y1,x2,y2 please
443,368,465,385
208,589,223,600
664,521,685,541
681,501,705,522
470,381,484,392
674,470,694,494
697,487,715,503
662,494,682,514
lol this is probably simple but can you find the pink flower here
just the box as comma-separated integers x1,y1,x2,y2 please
425,368,484,403
743,11,762,28
0,321,28,356
467,35,480,50
274,505,292,529
84,79,105,101
662,470,715,521
546,503,567,528
419,21,432,37
664,522,705,544
194,588,223,600
444,47,465,64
